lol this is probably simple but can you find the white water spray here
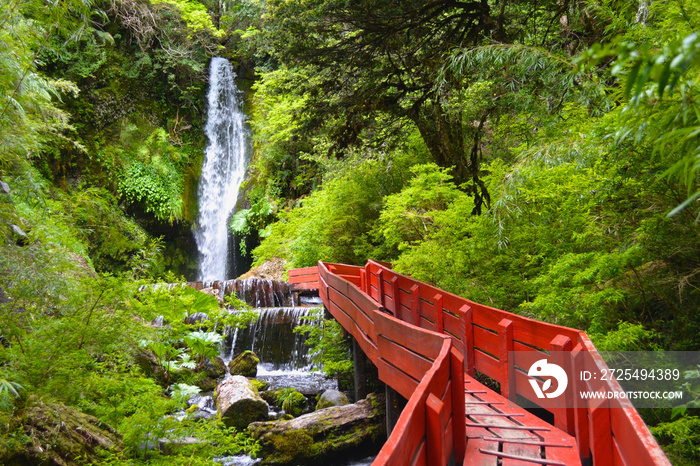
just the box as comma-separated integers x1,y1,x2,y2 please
195,57,248,281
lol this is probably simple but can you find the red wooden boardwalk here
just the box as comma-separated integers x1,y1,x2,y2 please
288,261,670,466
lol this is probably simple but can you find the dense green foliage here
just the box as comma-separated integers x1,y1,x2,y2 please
3,0,700,462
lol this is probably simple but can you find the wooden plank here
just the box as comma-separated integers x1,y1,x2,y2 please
378,269,385,308
288,272,319,283
325,300,378,360
346,283,380,317
571,347,591,462
450,348,467,462
288,266,318,276
512,342,549,369
550,335,575,435
612,437,627,466
463,305,475,376
328,286,374,338
609,408,668,466
499,319,515,400
426,393,446,466
377,334,434,381
434,294,444,333
473,326,499,357
411,284,421,326
390,276,400,315
374,311,447,361
374,400,426,466
376,358,420,399
463,437,499,465
474,349,502,382
589,397,613,466
470,302,579,349
290,282,320,291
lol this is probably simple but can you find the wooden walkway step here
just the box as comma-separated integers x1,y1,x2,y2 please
462,375,581,466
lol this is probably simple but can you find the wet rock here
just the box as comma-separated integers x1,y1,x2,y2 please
10,224,29,245
198,356,227,379
196,376,218,392
8,399,123,465
316,390,349,410
0,180,10,196
215,376,269,430
133,347,165,382
229,350,260,377
248,393,385,466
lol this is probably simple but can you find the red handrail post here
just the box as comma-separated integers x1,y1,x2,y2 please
451,347,467,464
551,334,575,435
434,294,444,332
378,269,385,307
498,318,515,400
571,345,591,462
391,276,400,316
411,284,421,327
590,396,614,466
426,393,446,466
460,305,475,376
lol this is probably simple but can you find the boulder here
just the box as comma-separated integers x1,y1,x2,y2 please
315,390,349,410
10,224,29,245
0,180,9,195
248,393,385,466
229,350,259,377
5,399,123,465
215,376,269,430
198,356,227,379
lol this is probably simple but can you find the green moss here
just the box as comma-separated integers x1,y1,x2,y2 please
268,429,314,464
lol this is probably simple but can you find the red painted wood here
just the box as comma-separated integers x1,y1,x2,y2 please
288,266,318,276
378,269,385,308
316,261,668,466
499,319,515,400
374,311,448,361
550,335,575,435
613,438,627,466
288,272,319,283
590,397,613,466
411,284,421,326
290,282,320,291
462,305,475,376
450,348,467,462
426,393,446,466
377,334,434,381
472,325,499,357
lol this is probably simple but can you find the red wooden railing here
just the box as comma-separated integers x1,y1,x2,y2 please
300,260,669,465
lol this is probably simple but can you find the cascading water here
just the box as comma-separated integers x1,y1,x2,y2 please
195,57,248,281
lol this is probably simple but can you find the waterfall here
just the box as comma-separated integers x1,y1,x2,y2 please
195,57,248,281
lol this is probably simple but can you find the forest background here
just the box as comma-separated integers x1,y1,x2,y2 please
1,0,700,464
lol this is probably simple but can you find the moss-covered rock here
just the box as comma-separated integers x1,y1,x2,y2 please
228,350,259,377
4,399,122,465
198,356,227,379
315,390,349,410
248,392,385,465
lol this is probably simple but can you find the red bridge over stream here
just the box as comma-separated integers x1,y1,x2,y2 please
289,260,670,466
